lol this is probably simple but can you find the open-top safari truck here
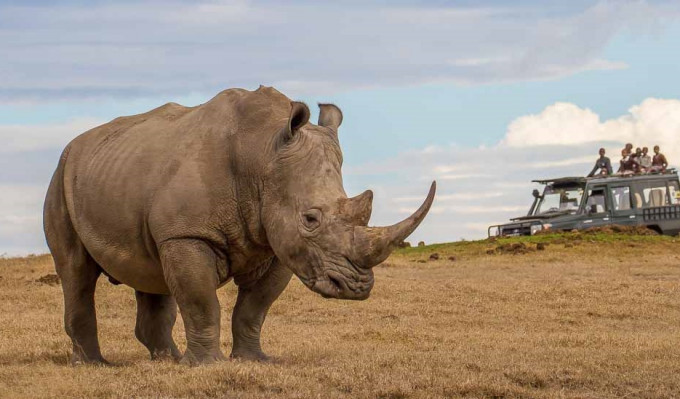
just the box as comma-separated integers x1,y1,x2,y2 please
488,170,680,237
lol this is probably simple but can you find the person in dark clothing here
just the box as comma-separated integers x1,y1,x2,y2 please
633,147,642,161
630,147,643,170
651,145,668,172
622,143,633,157
618,148,640,174
587,147,613,177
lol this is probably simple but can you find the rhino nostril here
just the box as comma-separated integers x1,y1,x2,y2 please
328,275,343,291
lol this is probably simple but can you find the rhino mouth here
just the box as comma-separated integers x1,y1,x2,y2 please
309,258,374,300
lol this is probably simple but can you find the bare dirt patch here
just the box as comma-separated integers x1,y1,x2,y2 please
534,224,659,237
35,274,60,286
493,242,534,255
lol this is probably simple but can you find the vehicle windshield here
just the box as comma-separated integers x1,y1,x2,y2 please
534,185,583,215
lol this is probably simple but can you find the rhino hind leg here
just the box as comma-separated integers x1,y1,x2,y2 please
134,291,181,361
231,257,292,361
50,241,107,364
56,248,109,365
159,239,226,365
44,166,109,365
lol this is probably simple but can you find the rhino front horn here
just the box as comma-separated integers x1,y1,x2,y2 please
352,181,436,268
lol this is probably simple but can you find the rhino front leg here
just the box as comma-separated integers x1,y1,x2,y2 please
134,291,181,361
231,257,292,361
159,239,225,365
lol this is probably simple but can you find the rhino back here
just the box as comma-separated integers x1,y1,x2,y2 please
60,87,291,293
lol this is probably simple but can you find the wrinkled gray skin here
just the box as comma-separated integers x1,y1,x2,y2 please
43,86,436,365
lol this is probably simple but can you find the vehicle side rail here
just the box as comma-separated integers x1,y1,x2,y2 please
643,205,680,222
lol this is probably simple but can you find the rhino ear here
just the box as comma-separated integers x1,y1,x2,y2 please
318,103,343,131
280,101,310,143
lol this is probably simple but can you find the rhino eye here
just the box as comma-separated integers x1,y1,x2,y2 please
301,209,322,231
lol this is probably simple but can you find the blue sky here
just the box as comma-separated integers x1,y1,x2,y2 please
2,0,680,254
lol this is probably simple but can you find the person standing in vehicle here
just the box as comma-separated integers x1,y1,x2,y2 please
640,147,652,171
587,148,613,177
652,145,668,172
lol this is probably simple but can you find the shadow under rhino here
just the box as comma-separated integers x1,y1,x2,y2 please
43,86,436,365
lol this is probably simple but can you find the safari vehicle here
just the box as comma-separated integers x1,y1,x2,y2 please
488,170,680,237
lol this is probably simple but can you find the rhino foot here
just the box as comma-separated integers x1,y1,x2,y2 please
70,353,112,366
229,349,271,362
150,347,181,362
180,349,226,366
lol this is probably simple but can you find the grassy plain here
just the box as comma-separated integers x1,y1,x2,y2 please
1,232,679,398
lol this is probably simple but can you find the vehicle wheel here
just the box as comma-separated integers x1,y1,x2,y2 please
647,225,663,235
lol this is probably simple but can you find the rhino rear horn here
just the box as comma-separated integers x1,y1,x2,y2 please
340,190,373,226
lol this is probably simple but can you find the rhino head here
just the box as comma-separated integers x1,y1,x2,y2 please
262,101,436,300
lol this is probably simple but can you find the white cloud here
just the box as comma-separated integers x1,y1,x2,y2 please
463,222,500,232
0,185,48,255
438,173,492,181
0,184,47,214
0,1,676,102
448,57,508,67
394,191,503,203
399,205,527,215
0,118,103,152
504,102,603,147
583,59,629,71
524,156,593,169
503,98,680,163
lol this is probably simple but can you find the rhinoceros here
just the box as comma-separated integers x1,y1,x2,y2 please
43,86,435,365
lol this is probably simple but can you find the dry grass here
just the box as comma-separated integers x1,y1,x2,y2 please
1,234,680,398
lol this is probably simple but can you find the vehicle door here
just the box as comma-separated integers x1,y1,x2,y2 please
609,184,637,226
668,179,680,206
578,185,611,228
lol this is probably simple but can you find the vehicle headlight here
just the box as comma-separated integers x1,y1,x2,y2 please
530,224,543,235
542,223,552,230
